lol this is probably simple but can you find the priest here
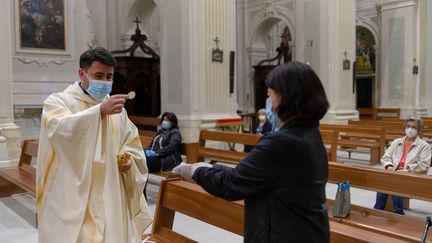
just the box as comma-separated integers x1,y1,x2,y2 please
36,47,151,243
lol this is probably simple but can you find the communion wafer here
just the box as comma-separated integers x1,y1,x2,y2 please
128,91,136,99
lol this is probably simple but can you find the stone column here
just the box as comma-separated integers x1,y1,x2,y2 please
0,0,21,167
423,0,432,115
159,0,237,142
379,0,424,117
296,0,358,124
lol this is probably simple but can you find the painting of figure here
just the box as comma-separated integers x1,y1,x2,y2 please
19,0,65,50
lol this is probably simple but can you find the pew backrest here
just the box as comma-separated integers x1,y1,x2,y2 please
188,130,261,164
328,161,432,201
320,130,338,161
145,178,411,243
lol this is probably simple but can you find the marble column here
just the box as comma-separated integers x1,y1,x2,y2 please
379,0,425,117
296,0,358,124
159,0,237,142
0,0,21,167
423,0,432,115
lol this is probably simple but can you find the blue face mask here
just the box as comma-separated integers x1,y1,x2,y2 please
265,97,280,132
85,73,112,101
161,120,171,130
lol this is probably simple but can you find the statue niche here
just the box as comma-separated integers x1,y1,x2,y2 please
253,26,292,112
111,17,160,117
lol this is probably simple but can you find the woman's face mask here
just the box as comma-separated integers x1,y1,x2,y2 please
85,73,112,100
405,127,417,138
258,115,266,122
162,120,171,130
265,97,279,126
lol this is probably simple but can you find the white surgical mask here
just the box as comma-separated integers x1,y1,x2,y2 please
84,73,112,100
405,127,417,138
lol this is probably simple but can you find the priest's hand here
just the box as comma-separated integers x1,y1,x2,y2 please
101,94,129,115
118,158,132,173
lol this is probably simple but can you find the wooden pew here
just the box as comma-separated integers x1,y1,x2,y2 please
143,178,409,243
130,116,160,147
357,108,400,120
320,124,385,164
327,161,432,242
189,129,340,165
0,140,37,197
187,130,262,164
348,119,432,145
320,130,339,161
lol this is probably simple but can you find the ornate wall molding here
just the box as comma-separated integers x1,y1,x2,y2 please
13,57,74,67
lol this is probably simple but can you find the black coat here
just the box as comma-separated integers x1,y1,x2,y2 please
148,128,182,171
193,118,330,243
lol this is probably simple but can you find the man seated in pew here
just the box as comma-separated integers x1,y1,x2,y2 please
144,112,183,172
173,62,330,242
36,47,151,243
244,108,272,152
374,116,431,215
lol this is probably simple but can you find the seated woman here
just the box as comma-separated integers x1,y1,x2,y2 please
145,112,182,172
244,109,272,152
374,116,431,215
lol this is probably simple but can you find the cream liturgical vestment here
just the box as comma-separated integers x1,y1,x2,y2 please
36,81,152,243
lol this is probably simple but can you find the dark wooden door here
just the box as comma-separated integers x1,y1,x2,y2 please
111,56,160,116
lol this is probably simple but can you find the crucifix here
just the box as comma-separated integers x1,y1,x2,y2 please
213,37,220,48
133,17,142,31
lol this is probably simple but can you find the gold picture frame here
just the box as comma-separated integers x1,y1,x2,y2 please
15,0,70,56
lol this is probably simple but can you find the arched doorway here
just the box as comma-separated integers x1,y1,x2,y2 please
248,18,293,112
111,0,161,116
355,26,377,108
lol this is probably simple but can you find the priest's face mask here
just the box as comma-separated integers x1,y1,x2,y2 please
79,61,114,90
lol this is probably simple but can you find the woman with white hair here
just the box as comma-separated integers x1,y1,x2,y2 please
374,116,431,214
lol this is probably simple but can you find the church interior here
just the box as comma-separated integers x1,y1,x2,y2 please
1,0,432,242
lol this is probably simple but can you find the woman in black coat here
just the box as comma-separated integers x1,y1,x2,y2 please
173,62,330,243
145,112,182,172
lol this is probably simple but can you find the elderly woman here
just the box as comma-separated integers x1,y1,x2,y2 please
244,108,272,152
374,116,431,215
173,62,330,242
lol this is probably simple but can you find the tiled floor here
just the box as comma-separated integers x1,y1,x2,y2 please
1,151,431,243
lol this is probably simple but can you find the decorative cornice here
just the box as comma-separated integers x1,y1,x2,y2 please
13,57,74,67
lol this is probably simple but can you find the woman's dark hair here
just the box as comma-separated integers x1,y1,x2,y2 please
265,61,329,121
79,47,117,70
161,112,179,129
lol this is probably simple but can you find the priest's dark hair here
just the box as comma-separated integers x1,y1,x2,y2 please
161,112,179,129
265,61,329,121
79,47,117,70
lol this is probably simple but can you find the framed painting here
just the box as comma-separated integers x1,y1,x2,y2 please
15,0,70,56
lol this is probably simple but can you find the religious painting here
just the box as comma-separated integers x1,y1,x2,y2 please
355,27,376,74
17,0,66,52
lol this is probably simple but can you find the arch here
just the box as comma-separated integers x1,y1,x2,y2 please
355,21,379,47
121,0,158,36
247,7,295,49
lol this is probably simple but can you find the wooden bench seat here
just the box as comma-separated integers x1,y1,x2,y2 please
357,108,401,120
327,201,431,242
143,178,410,243
320,124,385,164
327,161,432,241
0,140,37,197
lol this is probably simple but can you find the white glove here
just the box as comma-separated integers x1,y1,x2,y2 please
172,162,213,182
172,163,194,181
